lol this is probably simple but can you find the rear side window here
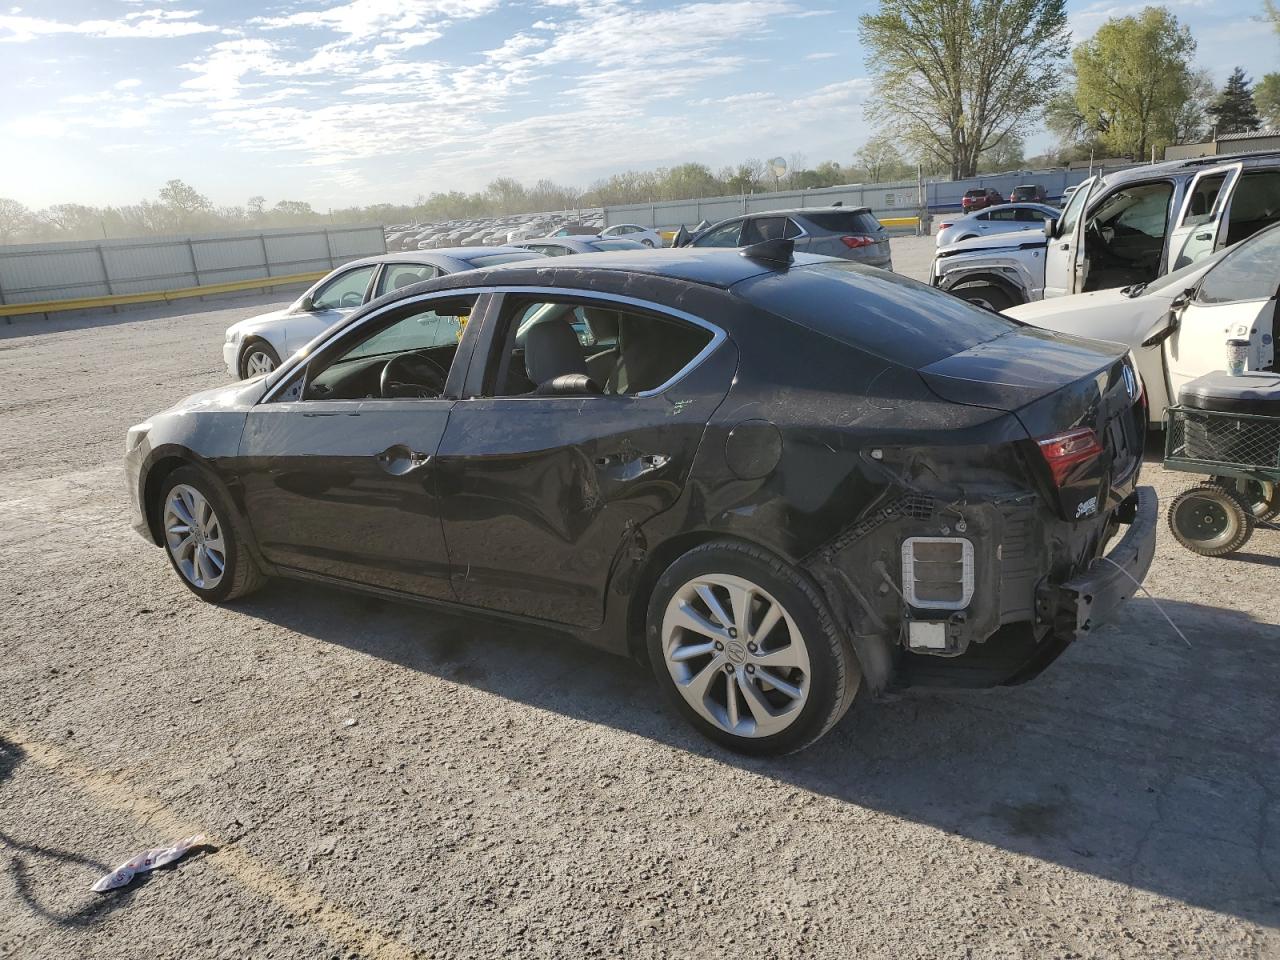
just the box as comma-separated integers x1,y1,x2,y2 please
1195,225,1280,304
738,261,1021,369
803,211,883,234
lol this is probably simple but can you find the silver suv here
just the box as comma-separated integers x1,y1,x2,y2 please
931,152,1280,310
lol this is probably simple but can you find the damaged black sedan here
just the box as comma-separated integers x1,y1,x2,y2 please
125,242,1156,755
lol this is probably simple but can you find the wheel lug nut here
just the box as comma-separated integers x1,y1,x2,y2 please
746,642,757,653
714,641,724,651
728,628,738,639
746,664,755,674
725,664,735,674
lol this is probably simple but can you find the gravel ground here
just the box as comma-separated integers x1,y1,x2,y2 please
1,241,1278,959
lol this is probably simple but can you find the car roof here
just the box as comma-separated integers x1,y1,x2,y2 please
755,205,874,218
426,248,837,291
1101,149,1280,188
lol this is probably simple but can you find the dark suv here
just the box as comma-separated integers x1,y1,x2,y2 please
1010,184,1048,203
961,188,1003,212
686,207,892,270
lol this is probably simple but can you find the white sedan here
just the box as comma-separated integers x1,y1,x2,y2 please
1004,222,1278,423
222,247,543,379
599,223,665,247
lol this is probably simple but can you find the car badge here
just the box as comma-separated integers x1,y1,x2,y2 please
1122,364,1137,401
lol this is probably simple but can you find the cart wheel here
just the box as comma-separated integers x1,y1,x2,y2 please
1209,476,1280,521
1168,483,1255,556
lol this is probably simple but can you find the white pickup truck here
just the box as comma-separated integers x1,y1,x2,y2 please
930,152,1280,310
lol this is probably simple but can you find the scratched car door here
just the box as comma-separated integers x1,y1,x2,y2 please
432,293,737,628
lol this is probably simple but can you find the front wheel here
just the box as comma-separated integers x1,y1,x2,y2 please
159,466,266,602
239,340,281,379
1168,483,1254,556
646,541,859,755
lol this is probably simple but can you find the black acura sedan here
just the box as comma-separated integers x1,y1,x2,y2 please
125,243,1156,755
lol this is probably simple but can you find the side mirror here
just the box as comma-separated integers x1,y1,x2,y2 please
1043,218,1058,239
299,294,315,312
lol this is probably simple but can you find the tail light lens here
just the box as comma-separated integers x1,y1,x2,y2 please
841,235,876,249
938,221,954,230
1036,427,1103,487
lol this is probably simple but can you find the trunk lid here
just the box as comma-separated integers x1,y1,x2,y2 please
919,328,1144,521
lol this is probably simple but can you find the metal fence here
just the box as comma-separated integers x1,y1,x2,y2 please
0,224,387,307
603,164,1143,231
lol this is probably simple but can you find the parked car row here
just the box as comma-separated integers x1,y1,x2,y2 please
384,209,608,251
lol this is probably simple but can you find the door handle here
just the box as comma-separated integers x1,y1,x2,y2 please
1194,232,1212,241
1057,242,1070,250
376,444,433,476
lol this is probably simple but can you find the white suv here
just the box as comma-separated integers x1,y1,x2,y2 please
930,152,1280,310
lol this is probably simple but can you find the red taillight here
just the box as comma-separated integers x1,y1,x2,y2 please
841,235,876,248
938,221,953,230
1036,427,1103,487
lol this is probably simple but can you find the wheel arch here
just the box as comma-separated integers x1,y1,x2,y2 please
237,335,281,378
943,271,1027,305
621,529,818,663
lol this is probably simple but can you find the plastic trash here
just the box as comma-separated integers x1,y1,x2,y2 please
91,834,207,893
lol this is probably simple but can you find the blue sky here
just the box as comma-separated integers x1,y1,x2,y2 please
1,0,1275,210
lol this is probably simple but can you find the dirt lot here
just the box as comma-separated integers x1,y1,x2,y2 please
1,238,1278,959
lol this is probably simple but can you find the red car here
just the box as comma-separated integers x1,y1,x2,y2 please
961,188,1003,212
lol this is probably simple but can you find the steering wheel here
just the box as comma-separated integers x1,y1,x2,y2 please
380,351,447,398
340,291,364,308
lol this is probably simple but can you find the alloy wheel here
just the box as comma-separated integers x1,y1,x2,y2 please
163,483,226,590
245,349,276,377
660,573,811,738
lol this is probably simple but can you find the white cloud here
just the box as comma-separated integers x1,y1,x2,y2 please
804,51,836,59
0,8,222,42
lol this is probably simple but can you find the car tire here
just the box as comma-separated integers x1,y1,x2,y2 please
645,540,860,755
1167,482,1254,557
157,465,266,603
1209,476,1280,521
956,283,1015,312
239,340,281,379
641,238,656,248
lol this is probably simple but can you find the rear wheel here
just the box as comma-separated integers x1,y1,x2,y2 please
239,340,281,379
159,466,266,602
1209,476,1280,521
646,541,859,755
955,283,1014,312
1168,483,1254,556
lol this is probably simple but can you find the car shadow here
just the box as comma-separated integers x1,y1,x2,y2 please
231,582,1280,927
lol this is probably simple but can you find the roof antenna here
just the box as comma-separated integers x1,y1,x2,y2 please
739,237,795,267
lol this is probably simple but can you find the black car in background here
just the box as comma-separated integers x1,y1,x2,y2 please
125,245,1154,755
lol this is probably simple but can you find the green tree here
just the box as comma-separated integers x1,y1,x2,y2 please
1071,7,1198,160
1257,73,1280,127
978,133,1025,171
1208,67,1262,134
860,0,1068,179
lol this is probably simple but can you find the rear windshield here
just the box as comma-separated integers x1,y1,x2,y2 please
802,211,883,234
738,261,1021,368
964,190,986,198
464,252,544,268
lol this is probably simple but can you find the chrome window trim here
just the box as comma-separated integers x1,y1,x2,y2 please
261,285,727,405
260,286,490,404
474,286,728,401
